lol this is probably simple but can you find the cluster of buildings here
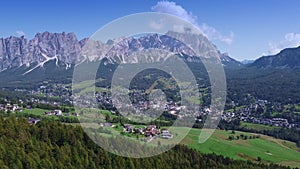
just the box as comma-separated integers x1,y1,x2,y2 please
15,81,72,105
44,109,79,117
44,109,63,116
222,102,298,128
98,122,174,142
122,124,173,141
27,117,41,125
95,92,112,105
0,102,23,112
34,82,71,98
95,90,186,118
248,117,294,127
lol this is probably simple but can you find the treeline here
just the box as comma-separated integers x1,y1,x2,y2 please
0,115,292,169
238,126,300,147
218,119,300,147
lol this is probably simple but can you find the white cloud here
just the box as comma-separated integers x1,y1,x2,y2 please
200,24,234,45
265,33,300,55
151,1,198,26
15,30,26,37
151,1,234,45
149,20,164,30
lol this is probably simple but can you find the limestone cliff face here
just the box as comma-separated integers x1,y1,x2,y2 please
0,32,82,71
0,31,238,73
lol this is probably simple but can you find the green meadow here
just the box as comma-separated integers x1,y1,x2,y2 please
21,108,52,116
181,128,300,167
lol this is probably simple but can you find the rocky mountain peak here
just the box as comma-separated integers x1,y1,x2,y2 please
0,32,82,71
0,31,240,74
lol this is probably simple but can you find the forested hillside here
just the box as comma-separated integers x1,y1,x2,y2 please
0,116,291,169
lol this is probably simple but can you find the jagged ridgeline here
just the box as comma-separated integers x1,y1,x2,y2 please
0,31,236,89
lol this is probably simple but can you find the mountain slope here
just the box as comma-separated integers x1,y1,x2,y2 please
219,53,243,68
251,46,300,68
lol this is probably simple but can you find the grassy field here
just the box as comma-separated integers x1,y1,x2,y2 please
240,122,280,131
225,105,247,113
21,108,52,115
186,96,203,104
19,108,80,122
72,79,108,94
181,128,300,167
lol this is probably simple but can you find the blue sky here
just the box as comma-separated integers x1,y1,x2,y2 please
1,0,300,61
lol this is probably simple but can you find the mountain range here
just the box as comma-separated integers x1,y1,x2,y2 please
0,31,300,87
0,31,242,74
